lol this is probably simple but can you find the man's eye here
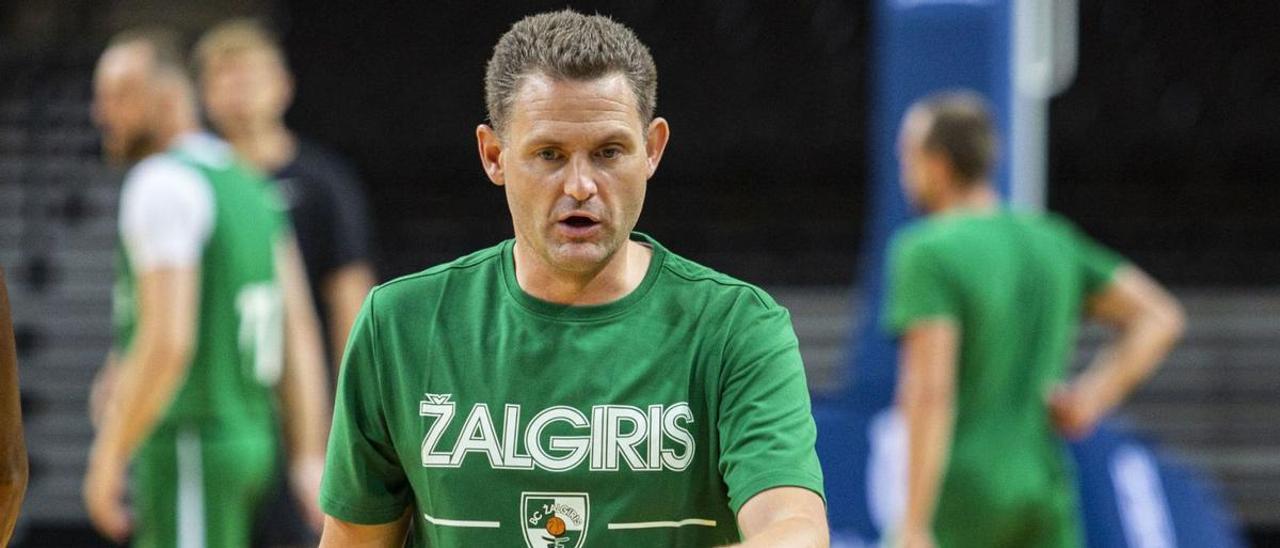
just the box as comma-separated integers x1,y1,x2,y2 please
599,148,622,159
537,149,561,161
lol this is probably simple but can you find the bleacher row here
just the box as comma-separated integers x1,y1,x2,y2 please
2,58,1277,534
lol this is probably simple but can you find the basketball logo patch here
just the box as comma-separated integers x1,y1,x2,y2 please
521,492,589,548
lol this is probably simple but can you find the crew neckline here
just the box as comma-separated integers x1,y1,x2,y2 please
499,232,667,322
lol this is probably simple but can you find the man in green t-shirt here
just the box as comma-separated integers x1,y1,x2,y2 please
318,10,828,548
885,92,1186,548
84,29,330,546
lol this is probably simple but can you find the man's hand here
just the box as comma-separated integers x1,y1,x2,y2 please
289,454,326,532
83,450,130,543
1053,267,1185,441
1047,382,1105,439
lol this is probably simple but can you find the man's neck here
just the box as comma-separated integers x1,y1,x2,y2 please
932,181,1000,216
224,123,297,173
153,118,200,155
513,239,652,306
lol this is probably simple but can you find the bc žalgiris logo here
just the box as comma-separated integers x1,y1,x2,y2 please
521,492,589,548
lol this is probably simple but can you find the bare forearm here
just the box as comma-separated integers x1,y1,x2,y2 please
1076,311,1183,417
730,516,829,547
324,262,375,376
903,394,953,530
93,344,189,463
898,322,959,532
279,347,328,461
280,240,331,462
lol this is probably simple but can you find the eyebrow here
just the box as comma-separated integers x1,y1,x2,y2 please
523,130,637,149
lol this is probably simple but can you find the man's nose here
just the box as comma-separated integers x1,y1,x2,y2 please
563,156,598,202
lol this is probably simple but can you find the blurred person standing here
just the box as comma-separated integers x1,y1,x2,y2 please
886,91,1185,548
85,28,330,546
1,267,28,546
194,19,377,380
193,20,376,546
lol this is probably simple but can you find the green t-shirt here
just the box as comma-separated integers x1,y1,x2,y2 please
113,136,287,441
884,210,1123,508
321,234,824,547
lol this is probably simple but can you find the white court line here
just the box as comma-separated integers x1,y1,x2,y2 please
608,518,717,530
423,513,501,528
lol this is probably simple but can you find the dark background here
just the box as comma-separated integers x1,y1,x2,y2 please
271,0,1280,287
279,1,868,285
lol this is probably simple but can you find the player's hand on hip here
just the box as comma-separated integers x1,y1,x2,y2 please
83,452,131,543
1048,383,1103,440
290,453,327,533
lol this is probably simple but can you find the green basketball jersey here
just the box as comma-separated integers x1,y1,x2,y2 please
884,210,1122,520
112,136,287,440
321,234,825,547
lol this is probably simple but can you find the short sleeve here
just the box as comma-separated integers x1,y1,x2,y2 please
717,297,825,514
319,290,411,524
1067,223,1125,296
884,235,959,334
118,157,214,271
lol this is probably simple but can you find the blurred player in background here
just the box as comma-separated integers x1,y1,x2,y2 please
84,28,330,546
886,91,1186,548
194,18,377,380
0,266,28,546
193,19,377,547
318,10,828,548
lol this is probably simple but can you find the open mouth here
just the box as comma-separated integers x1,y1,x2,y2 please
561,216,598,228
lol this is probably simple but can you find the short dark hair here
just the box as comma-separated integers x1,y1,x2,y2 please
484,9,657,134
107,27,190,81
915,91,998,184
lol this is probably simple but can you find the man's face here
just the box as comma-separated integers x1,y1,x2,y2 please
201,49,291,135
92,44,158,164
479,73,669,274
897,108,939,212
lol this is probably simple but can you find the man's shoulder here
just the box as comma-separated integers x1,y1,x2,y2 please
656,243,782,311
121,153,211,207
125,152,205,185
367,242,506,306
888,216,952,258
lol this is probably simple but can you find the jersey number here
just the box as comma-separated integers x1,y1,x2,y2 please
236,283,284,387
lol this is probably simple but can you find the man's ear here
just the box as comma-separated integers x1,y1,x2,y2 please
644,117,670,179
476,124,505,186
923,150,953,194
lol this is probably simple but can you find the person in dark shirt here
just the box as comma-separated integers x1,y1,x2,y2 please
194,19,377,547
195,19,376,380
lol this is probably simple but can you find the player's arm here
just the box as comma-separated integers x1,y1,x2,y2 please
0,266,29,547
1049,266,1185,438
727,486,828,547
896,318,959,548
275,235,331,530
322,261,375,375
85,265,199,541
319,510,411,548
88,352,119,430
